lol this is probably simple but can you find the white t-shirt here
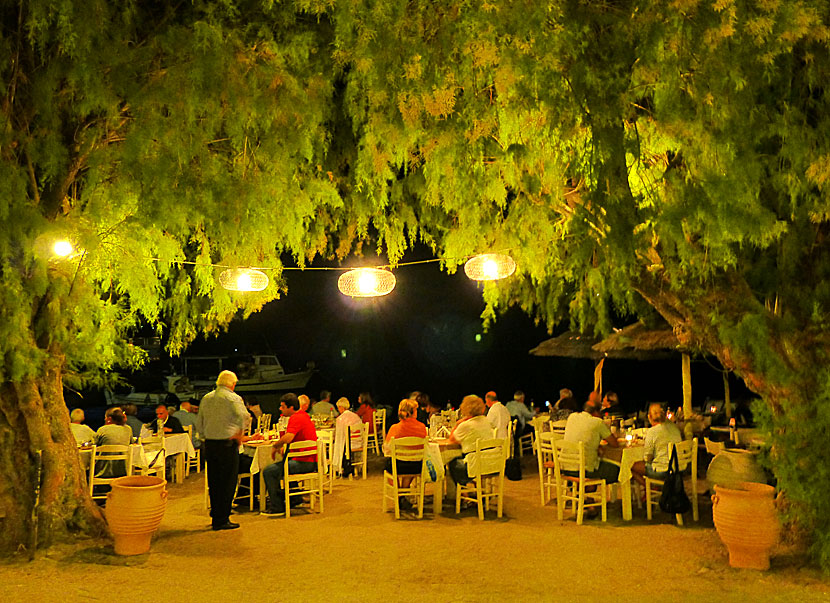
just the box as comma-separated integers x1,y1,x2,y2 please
453,416,495,454
487,402,511,439
563,411,611,471
643,421,683,472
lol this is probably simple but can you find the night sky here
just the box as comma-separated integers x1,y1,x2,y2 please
179,256,749,414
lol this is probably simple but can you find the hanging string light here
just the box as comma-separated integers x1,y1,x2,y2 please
464,253,516,281
337,268,396,297
218,267,269,292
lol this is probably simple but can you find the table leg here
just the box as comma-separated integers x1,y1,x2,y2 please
434,478,443,516
175,453,185,484
621,479,633,521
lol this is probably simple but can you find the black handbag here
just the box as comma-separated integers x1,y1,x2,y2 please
659,445,691,514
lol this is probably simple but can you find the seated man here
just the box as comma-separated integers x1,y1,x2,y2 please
311,390,336,417
485,391,511,439
631,403,683,487
262,393,318,516
69,408,96,445
506,390,534,450
601,391,626,420
123,403,144,438
146,403,185,435
173,401,200,449
562,399,620,483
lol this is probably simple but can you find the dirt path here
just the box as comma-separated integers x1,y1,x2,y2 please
1,456,828,602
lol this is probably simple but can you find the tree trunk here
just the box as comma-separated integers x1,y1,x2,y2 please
0,352,106,556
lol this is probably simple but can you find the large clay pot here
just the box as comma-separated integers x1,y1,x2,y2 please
707,449,766,490
712,482,779,570
105,475,168,556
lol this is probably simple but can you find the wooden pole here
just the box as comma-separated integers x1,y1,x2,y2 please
723,371,732,419
682,354,694,439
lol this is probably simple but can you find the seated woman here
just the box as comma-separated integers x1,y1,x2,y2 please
384,398,427,477
333,397,362,476
383,399,427,510
94,407,133,481
446,395,494,486
631,403,683,488
355,391,376,433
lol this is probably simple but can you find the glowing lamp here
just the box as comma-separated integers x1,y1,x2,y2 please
338,268,395,297
464,253,516,281
53,240,74,257
218,268,269,292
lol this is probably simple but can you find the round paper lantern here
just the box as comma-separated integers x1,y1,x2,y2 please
464,253,516,281
218,268,269,292
338,268,396,297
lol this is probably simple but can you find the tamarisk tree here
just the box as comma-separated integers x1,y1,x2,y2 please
2,0,830,567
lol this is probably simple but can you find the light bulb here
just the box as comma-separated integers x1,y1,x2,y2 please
236,273,252,290
357,270,377,295
53,240,73,257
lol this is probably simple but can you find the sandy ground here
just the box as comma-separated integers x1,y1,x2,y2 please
1,455,828,603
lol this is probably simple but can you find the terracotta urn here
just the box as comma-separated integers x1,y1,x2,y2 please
712,482,779,570
706,449,766,490
105,475,168,556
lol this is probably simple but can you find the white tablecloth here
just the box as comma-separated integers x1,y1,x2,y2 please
603,444,645,521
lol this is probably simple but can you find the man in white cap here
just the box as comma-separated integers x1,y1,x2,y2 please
196,370,249,531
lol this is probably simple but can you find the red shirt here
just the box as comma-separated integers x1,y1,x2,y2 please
287,410,317,462
385,417,427,443
356,404,375,433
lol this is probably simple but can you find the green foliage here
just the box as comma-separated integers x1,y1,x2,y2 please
754,373,830,569
3,0,830,567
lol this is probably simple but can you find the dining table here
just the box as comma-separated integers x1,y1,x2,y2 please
245,427,334,512
601,441,645,521
79,433,196,483
427,438,462,515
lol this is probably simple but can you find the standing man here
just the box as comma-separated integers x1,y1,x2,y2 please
196,370,249,531
262,393,318,516
485,391,511,439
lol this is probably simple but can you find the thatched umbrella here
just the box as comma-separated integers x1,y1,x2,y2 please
592,321,731,436
529,331,603,360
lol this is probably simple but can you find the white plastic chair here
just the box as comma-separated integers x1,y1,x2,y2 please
382,436,427,519
645,438,699,524
553,439,607,525
282,439,325,518
90,445,133,501
456,437,509,520
347,422,369,480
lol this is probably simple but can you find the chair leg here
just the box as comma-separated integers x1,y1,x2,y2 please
497,475,504,518
556,481,565,520
456,484,462,515
476,477,484,520
417,478,424,519
692,478,699,522
601,482,607,522
646,480,653,520
576,482,585,525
